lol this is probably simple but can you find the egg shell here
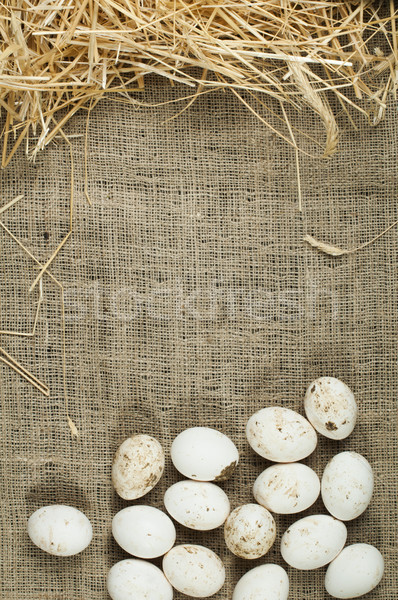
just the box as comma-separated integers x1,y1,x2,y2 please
304,377,357,440
112,505,176,558
325,543,384,598
232,564,289,600
280,514,347,570
164,480,230,530
246,406,317,462
321,451,373,521
163,544,225,598
253,463,320,514
170,427,239,481
27,505,92,556
107,558,173,600
112,434,165,500
224,504,276,559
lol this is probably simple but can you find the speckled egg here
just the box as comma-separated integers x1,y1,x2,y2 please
304,377,357,440
224,504,276,559
325,544,384,598
280,514,347,570
321,451,374,521
164,480,230,530
163,544,225,598
27,505,92,556
232,564,289,600
112,434,165,500
246,406,317,462
107,559,173,600
253,463,320,514
112,505,176,558
171,427,239,481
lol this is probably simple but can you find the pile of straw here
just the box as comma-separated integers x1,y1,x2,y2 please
1,0,397,162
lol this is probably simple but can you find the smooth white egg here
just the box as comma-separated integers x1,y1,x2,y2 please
321,451,373,521
164,480,230,530
232,564,289,600
253,463,320,514
112,434,165,500
304,377,357,440
224,504,276,559
171,427,239,481
27,505,92,556
280,514,347,570
163,544,225,598
107,559,173,600
325,543,384,598
112,505,176,558
246,406,317,462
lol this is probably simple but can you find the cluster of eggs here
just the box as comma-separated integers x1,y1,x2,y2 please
27,377,384,599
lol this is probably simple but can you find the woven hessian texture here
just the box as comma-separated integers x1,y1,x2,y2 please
0,77,397,599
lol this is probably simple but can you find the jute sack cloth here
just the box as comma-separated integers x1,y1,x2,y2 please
0,75,397,599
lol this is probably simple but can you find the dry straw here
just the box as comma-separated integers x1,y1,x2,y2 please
1,1,398,437
0,0,397,161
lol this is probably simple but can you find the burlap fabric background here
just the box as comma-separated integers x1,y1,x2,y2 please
0,77,397,599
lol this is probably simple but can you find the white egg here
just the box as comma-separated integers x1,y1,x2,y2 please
112,505,176,558
224,504,276,559
304,377,357,440
164,480,230,530
325,544,384,598
280,514,347,570
232,564,289,600
253,463,320,514
321,451,373,521
171,427,239,481
112,434,165,500
107,558,173,600
27,505,92,556
163,544,225,598
246,406,317,462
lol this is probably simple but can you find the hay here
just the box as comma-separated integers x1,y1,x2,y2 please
0,0,397,161
304,217,398,256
